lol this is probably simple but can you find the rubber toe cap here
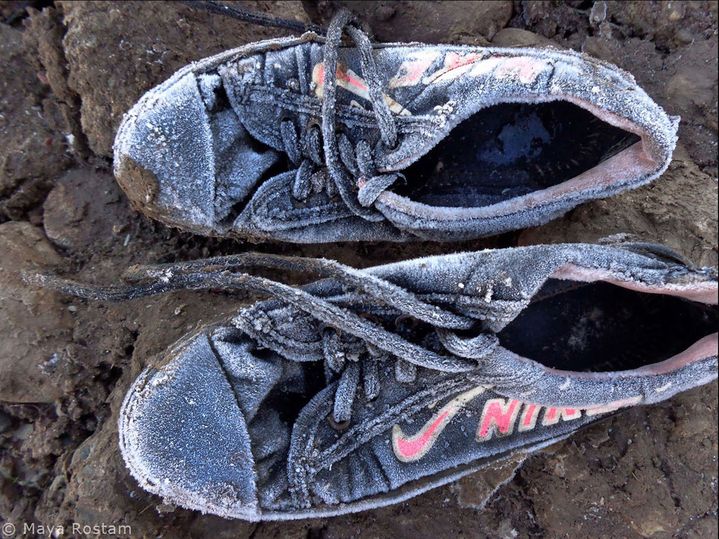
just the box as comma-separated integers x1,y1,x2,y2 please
118,331,261,519
113,72,217,233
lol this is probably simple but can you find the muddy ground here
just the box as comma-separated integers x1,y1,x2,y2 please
0,1,717,537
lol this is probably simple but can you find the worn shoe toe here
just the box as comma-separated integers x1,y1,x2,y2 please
118,330,261,520
113,70,222,233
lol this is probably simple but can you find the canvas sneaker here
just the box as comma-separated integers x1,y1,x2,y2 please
32,243,717,519
113,10,678,243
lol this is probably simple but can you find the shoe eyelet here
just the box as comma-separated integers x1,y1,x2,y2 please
306,118,322,134
278,112,294,127
327,414,351,431
382,139,400,152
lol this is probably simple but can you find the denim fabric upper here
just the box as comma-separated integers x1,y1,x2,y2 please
114,34,678,243
119,243,717,519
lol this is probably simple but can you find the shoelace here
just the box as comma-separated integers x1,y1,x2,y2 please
26,253,526,425
322,10,400,221
186,4,406,218
278,9,404,220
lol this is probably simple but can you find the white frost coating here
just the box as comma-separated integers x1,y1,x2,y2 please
113,33,679,243
116,72,217,227
118,243,716,521
376,45,678,227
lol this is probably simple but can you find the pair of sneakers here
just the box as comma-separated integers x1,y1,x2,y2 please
42,9,717,521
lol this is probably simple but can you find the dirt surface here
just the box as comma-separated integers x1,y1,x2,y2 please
0,1,717,537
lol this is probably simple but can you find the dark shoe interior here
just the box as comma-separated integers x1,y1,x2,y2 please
396,101,640,208
498,280,718,372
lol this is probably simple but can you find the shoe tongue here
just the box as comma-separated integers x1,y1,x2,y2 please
211,328,284,421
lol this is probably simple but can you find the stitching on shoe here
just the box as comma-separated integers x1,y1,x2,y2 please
250,179,353,229
295,375,483,489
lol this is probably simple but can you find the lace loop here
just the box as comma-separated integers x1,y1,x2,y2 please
362,358,381,401
333,361,360,424
281,119,301,165
281,115,400,204
31,252,504,425
358,173,402,207
292,160,314,200
338,133,359,175
319,9,400,221
279,10,403,215
305,124,324,165
437,330,500,360
282,120,329,201
323,327,405,422
323,329,346,372
343,24,398,149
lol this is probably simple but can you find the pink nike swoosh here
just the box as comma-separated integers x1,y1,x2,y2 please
392,386,486,463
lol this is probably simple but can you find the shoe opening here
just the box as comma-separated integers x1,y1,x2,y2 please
395,101,641,208
498,280,718,372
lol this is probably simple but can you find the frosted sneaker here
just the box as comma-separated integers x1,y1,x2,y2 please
31,243,717,519
113,10,678,243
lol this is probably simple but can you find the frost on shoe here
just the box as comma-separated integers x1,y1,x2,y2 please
118,333,260,518
112,12,678,243
114,68,281,236
117,244,717,520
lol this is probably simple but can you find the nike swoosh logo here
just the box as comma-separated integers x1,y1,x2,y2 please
392,386,487,463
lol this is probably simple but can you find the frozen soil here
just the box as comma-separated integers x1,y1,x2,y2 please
0,1,717,537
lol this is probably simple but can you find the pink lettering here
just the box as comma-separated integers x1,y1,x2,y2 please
518,403,541,432
476,398,521,441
